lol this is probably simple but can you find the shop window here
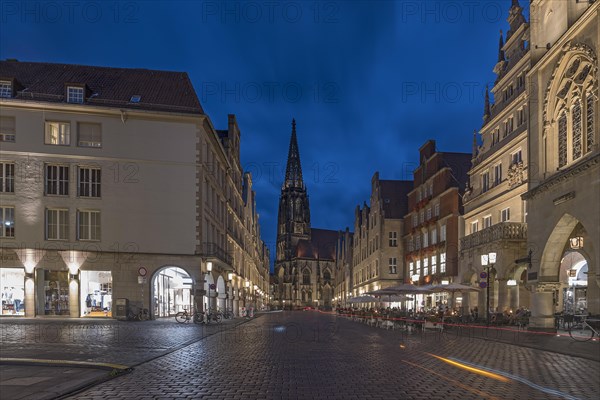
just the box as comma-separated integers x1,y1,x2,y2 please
1,268,25,315
81,271,112,317
38,270,70,315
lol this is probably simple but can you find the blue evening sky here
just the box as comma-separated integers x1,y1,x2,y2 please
0,1,528,268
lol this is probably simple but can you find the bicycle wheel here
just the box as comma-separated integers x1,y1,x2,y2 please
215,314,223,324
569,324,594,342
175,311,188,323
193,312,205,324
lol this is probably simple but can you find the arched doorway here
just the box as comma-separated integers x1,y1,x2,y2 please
152,266,193,318
559,252,588,314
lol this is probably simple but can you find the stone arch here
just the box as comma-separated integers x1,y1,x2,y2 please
151,265,195,318
539,213,580,279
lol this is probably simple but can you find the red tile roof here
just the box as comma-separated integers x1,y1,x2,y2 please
0,60,204,114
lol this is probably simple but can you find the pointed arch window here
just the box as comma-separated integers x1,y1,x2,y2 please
303,269,311,285
586,94,595,153
323,270,331,284
572,99,583,160
558,112,568,168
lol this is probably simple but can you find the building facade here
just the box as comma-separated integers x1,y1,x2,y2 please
524,0,599,330
403,140,471,310
351,173,412,301
273,120,337,310
0,60,269,318
333,228,353,307
459,0,531,316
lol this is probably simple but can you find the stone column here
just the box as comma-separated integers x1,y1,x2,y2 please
69,277,79,318
24,274,35,317
529,283,559,332
509,283,519,310
497,279,509,312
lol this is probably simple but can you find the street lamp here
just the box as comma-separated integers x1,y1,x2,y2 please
481,252,497,326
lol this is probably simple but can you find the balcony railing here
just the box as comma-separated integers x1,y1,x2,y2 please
200,242,233,266
460,222,527,250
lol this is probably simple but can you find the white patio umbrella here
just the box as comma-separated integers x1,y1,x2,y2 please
384,284,433,312
431,283,480,308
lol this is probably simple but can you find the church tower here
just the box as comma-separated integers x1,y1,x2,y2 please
276,119,311,263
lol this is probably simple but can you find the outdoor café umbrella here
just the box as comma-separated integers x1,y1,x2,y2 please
431,282,480,308
384,283,433,311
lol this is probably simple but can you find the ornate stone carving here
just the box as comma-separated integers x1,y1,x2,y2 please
534,282,562,293
507,161,526,188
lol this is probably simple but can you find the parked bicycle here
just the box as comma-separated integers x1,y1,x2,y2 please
205,309,223,324
128,306,150,321
220,308,234,319
569,316,600,342
175,308,205,324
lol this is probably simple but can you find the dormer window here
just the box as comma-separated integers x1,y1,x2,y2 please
0,80,12,98
67,86,84,104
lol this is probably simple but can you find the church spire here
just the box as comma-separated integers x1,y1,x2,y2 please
472,130,478,159
284,118,304,189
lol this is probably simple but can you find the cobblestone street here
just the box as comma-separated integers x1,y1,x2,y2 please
47,311,600,400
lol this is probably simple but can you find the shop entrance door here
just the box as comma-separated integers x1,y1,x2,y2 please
152,267,193,318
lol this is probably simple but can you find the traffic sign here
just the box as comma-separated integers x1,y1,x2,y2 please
479,281,487,289
480,271,488,279
138,266,147,277
209,283,216,290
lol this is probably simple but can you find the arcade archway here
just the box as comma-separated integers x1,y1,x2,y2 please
152,266,193,318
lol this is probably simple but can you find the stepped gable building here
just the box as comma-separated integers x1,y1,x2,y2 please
459,0,531,316
351,173,412,302
524,0,598,330
274,120,337,310
403,140,471,309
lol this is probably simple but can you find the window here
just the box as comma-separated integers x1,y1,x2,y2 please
45,122,71,145
388,231,397,247
431,256,437,275
412,214,418,227
429,183,433,197
471,221,479,234
323,270,331,284
440,253,446,273
558,112,567,168
507,117,514,134
0,81,12,98
375,260,379,276
517,108,525,126
483,215,492,229
45,165,69,195
434,203,440,217
494,164,502,186
78,167,101,197
572,100,583,160
586,94,595,153
77,210,100,241
517,74,524,89
416,190,421,202
46,208,69,240
389,258,397,274
423,231,428,247
426,207,431,220
0,116,16,142
78,123,102,147
303,270,310,285
0,206,15,237
67,86,84,104
481,171,489,192
415,235,421,250
431,228,437,245
423,258,429,276
419,211,424,224
416,260,421,275
409,262,414,276
440,225,446,241
501,208,510,222
511,150,522,166
0,162,15,192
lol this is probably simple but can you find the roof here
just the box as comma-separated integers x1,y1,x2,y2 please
0,60,204,114
295,228,338,261
379,180,413,218
439,152,472,190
